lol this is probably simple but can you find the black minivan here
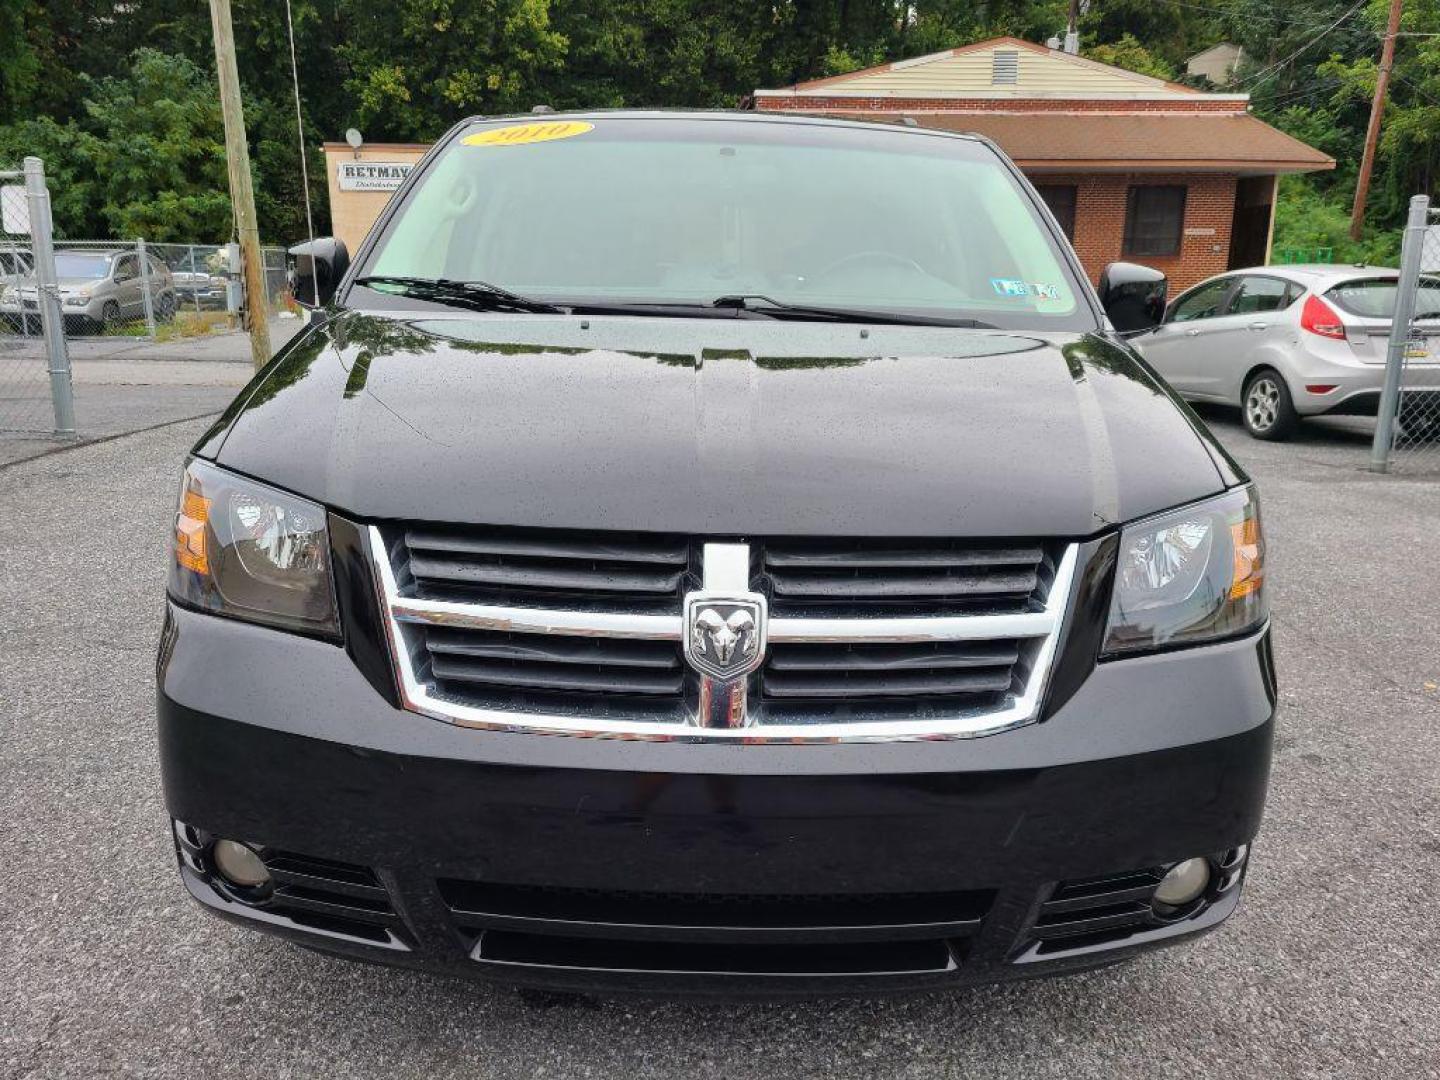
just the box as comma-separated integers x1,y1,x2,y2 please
159,112,1273,996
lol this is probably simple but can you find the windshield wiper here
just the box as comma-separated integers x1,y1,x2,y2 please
352,275,565,315
710,294,998,329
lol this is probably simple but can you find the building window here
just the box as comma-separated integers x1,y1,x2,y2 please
1035,185,1077,241
1123,185,1187,257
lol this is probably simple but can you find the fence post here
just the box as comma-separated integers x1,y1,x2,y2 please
22,157,74,438
1370,194,1430,472
137,237,157,337
188,244,200,313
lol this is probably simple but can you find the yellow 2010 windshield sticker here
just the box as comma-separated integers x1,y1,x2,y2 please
462,121,594,148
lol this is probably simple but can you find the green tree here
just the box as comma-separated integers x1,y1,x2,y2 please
1084,34,1176,81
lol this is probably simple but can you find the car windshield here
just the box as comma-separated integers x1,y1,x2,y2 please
361,116,1087,329
54,253,111,279
1326,276,1440,320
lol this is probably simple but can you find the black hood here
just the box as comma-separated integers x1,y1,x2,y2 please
200,311,1235,538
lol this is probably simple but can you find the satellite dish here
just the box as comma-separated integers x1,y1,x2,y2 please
344,128,363,150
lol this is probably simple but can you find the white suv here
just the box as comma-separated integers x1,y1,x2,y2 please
1137,264,1440,440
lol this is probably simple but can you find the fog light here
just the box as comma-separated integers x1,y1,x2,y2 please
1154,857,1211,908
212,840,271,889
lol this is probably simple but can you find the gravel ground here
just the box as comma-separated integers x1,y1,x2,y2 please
1,405,1437,1079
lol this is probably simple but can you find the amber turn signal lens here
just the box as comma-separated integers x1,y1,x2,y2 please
175,485,211,575
1229,518,1262,600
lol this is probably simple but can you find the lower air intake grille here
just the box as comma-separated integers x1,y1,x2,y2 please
260,851,407,946
439,879,993,976
1029,868,1164,954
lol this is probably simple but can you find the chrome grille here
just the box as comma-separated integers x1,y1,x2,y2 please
372,525,1078,742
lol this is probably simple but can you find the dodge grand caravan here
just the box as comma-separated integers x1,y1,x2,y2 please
158,112,1274,996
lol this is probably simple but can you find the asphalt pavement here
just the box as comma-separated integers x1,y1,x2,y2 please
1,403,1437,1079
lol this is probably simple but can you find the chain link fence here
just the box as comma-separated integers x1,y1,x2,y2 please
3,155,297,444
3,240,291,341
1371,195,1440,474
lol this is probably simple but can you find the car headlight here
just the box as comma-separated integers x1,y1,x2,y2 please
168,458,338,636
1102,485,1266,656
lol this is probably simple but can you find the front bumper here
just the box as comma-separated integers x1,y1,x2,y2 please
158,594,1275,996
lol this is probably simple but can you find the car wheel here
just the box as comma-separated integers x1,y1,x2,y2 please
157,293,176,321
100,300,122,330
1242,369,1299,441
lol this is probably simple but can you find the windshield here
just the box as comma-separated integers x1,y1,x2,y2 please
1326,276,1440,321
54,253,111,280
361,117,1088,329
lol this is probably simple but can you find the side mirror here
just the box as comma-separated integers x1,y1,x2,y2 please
1099,261,1168,334
288,237,350,308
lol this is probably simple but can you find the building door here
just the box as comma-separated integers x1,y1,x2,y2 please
1228,177,1275,269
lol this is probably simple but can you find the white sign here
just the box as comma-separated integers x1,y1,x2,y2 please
1,185,30,234
336,161,413,192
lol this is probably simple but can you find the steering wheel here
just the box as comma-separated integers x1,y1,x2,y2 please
807,250,930,287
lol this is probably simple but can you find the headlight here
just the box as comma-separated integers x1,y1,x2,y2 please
1103,485,1266,656
168,458,338,636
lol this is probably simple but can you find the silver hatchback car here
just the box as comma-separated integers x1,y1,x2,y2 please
1137,264,1440,440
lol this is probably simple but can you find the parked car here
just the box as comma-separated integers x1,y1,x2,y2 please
1136,264,1440,440
172,265,229,310
159,112,1272,997
0,248,176,331
0,248,33,330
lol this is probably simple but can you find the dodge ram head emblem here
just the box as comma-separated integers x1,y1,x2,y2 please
683,595,767,681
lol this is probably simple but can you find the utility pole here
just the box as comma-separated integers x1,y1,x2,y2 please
208,0,272,369
1351,0,1404,241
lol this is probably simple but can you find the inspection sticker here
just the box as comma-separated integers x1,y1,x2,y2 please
991,278,1060,300
462,121,595,147
990,277,1030,298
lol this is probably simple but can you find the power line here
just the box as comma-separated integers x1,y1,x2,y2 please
283,0,317,305
1161,0,1374,36
1235,0,1370,88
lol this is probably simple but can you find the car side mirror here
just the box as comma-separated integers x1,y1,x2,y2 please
1099,262,1168,335
288,237,350,308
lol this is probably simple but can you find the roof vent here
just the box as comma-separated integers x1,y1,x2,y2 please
992,49,1019,85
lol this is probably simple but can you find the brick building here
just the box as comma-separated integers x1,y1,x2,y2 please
749,37,1334,290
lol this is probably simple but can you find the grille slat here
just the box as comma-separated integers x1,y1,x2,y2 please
764,544,1044,569
430,652,683,697
408,554,684,595
400,525,691,605
763,539,1050,609
426,627,680,668
767,642,1020,672
769,569,1040,600
764,667,1015,699
405,528,687,565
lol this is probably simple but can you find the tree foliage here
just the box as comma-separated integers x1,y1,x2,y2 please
0,0,1435,253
